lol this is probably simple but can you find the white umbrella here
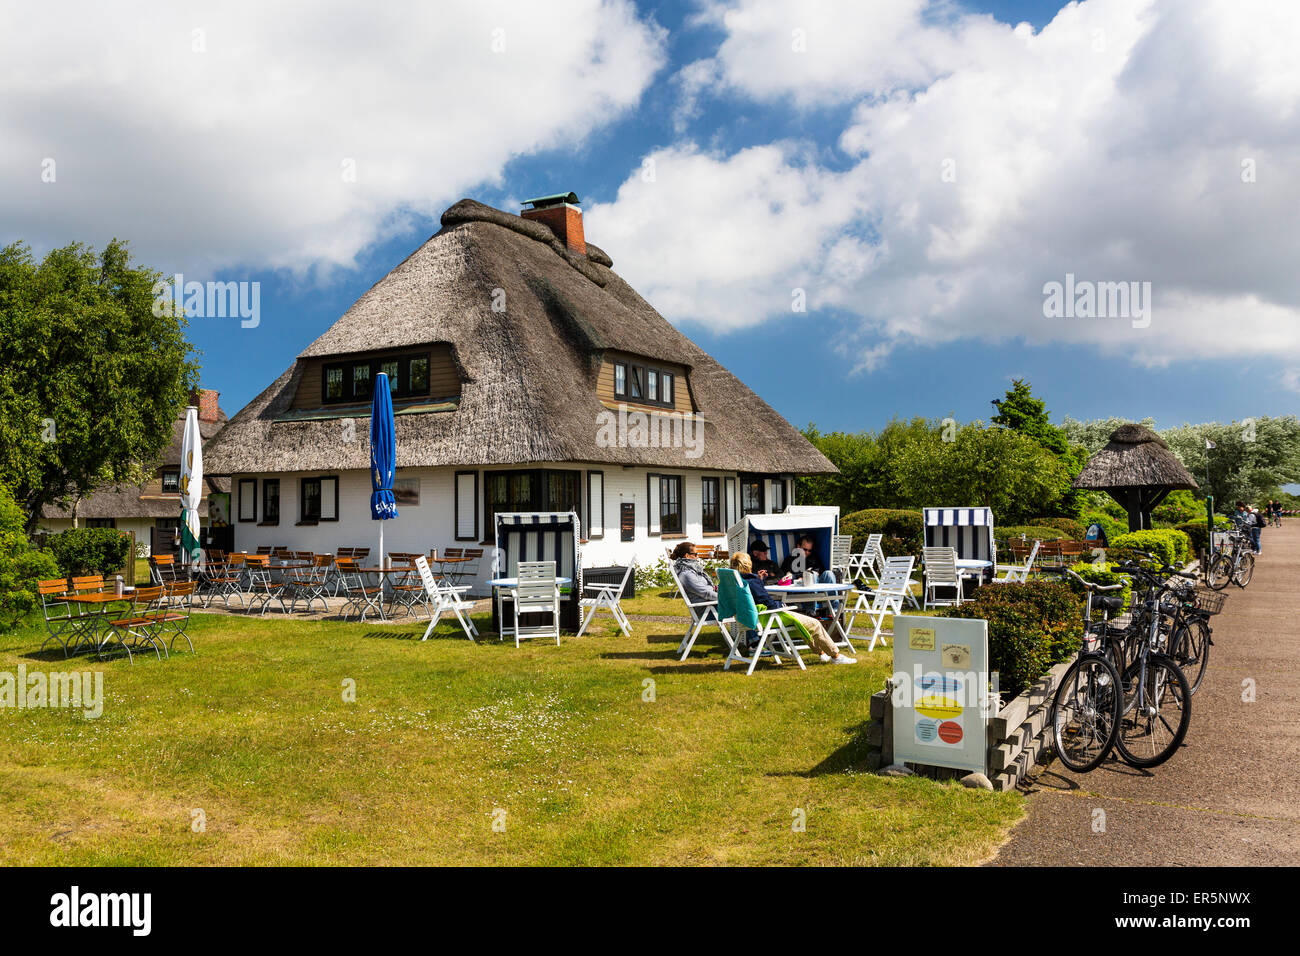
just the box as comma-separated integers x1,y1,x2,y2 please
179,405,204,569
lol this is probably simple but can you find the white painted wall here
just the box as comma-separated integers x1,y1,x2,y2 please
227,462,796,593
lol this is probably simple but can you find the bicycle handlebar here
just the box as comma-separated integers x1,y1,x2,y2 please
1046,566,1124,591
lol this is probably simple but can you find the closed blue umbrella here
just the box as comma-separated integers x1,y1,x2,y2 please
370,372,398,565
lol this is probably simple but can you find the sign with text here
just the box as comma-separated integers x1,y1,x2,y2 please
891,615,991,775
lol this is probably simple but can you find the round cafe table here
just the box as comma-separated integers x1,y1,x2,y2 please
764,582,855,652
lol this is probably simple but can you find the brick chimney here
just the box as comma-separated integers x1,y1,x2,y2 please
188,388,221,423
521,192,585,256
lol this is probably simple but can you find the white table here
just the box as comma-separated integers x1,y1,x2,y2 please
955,559,992,598
488,577,572,639
765,582,855,652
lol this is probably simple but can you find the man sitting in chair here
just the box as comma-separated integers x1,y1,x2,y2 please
748,539,780,578
730,553,854,664
779,533,839,619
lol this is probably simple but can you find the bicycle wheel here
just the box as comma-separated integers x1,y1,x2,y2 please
1051,654,1122,772
1233,552,1255,588
1170,618,1211,694
1205,555,1231,590
1115,654,1192,768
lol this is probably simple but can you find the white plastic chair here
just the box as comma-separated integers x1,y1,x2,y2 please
576,564,634,637
923,547,963,609
990,539,1040,584
511,560,560,647
670,562,735,661
415,556,479,641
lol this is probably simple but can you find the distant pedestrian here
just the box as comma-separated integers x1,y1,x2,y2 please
1249,507,1263,554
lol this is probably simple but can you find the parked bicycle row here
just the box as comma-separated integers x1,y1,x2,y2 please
1050,550,1225,773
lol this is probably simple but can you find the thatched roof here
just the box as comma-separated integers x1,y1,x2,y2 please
204,198,836,477
42,408,230,520
1072,424,1198,491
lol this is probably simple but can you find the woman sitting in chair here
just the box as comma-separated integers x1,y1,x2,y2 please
730,553,854,664
671,541,716,603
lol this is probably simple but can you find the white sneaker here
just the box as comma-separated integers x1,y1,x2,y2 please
819,653,832,662
832,654,857,664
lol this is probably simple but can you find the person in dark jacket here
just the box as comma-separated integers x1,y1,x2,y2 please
729,553,853,663
748,539,780,578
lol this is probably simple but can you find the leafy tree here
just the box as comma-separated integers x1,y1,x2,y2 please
0,240,198,532
1060,416,1157,454
1161,417,1300,508
796,417,933,512
894,422,1074,523
991,379,1088,516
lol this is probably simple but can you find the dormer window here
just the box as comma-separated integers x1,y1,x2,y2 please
322,352,432,405
614,360,676,409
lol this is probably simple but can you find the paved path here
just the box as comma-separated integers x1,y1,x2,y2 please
990,520,1300,866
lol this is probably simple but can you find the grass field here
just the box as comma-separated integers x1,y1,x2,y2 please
0,590,1022,865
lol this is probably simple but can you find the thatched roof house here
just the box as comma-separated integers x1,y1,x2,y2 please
40,389,230,551
203,194,834,575
1073,423,1198,531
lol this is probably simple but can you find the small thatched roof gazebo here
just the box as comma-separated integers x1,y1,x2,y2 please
1073,424,1198,531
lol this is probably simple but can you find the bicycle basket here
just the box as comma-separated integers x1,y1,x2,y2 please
1194,591,1227,615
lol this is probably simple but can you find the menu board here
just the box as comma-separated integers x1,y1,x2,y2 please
891,615,990,775
620,502,636,542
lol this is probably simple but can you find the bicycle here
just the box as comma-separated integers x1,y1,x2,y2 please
1108,559,1195,768
1206,523,1254,590
1047,567,1125,772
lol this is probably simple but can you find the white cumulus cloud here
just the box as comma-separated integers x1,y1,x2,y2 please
594,0,1300,369
0,0,666,275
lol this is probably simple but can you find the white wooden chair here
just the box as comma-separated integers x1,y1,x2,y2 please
669,562,735,661
511,560,560,647
831,534,854,581
990,539,1040,584
576,564,634,637
843,556,915,651
922,547,963,609
414,556,479,642
846,533,884,584
882,554,921,609
717,568,805,676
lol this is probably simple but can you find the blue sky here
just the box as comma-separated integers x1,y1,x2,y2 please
5,0,1297,435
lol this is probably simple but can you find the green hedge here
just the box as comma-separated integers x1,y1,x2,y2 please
1079,511,1126,545
1109,529,1192,567
840,508,923,558
1,485,62,624
998,524,1068,543
1029,517,1087,539
1174,517,1232,558
1066,560,1132,610
940,580,1083,700
46,527,132,578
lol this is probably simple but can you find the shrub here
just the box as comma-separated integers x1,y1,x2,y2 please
1109,529,1191,568
1065,560,1132,610
997,524,1068,545
46,527,132,578
840,508,923,558
1079,511,1125,546
940,580,1083,700
1029,517,1087,539
1174,517,1231,558
0,485,62,624
1153,490,1201,526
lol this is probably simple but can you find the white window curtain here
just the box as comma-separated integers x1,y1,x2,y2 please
455,472,477,540
320,478,337,520
587,472,604,537
647,474,661,535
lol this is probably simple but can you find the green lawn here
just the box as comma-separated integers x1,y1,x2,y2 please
0,589,1021,865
